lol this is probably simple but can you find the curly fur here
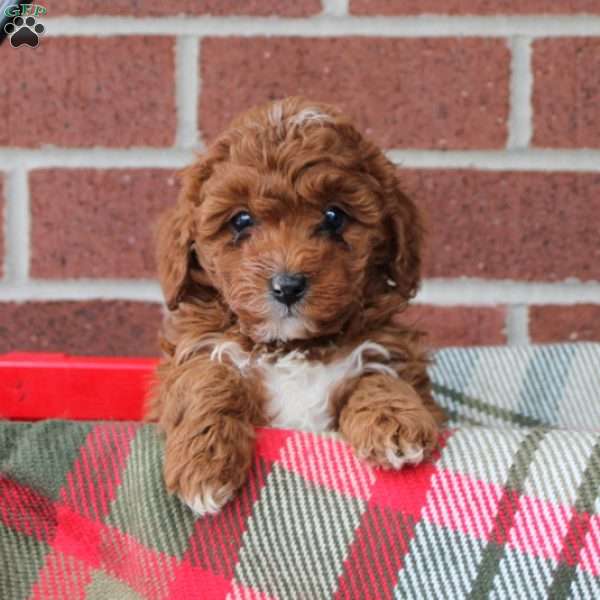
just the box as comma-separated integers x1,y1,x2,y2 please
146,97,445,515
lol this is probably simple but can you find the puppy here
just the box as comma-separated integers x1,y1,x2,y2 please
147,97,445,515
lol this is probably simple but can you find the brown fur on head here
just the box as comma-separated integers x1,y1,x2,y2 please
157,97,423,346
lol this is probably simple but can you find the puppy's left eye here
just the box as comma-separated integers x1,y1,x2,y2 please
230,211,254,233
321,206,347,234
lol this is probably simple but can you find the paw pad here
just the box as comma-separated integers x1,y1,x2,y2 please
4,16,45,48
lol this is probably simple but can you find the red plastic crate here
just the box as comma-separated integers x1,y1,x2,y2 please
0,353,158,421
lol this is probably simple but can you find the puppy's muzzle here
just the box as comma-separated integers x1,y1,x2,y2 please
270,273,308,307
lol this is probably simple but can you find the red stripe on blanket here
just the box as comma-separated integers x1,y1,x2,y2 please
335,506,416,600
558,510,593,567
368,431,449,518
0,478,185,599
369,460,438,519
254,427,293,464
98,525,180,598
334,434,450,600
579,515,600,576
52,504,103,569
165,560,233,599
59,424,139,521
0,475,57,541
183,455,272,579
422,469,598,570
278,432,376,500
423,470,504,539
228,581,279,599
28,551,94,600
508,494,575,561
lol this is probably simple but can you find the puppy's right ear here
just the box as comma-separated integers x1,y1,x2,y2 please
157,153,223,310
157,202,196,310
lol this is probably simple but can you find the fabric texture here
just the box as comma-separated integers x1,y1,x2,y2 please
1,343,599,599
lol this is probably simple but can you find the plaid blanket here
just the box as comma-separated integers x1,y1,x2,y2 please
1,344,599,599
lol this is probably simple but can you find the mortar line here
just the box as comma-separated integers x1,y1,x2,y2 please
0,280,164,302
0,149,196,169
196,37,205,148
2,149,600,171
321,0,349,16
0,279,598,304
418,280,600,306
505,304,530,345
387,149,600,171
175,36,200,149
41,15,600,37
507,37,533,149
3,168,30,283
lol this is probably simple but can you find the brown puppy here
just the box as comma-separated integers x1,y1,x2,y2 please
147,97,445,515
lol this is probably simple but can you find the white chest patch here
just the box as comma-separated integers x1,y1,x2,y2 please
210,340,397,433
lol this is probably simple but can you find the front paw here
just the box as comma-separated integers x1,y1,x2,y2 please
340,403,439,471
182,481,234,516
163,418,254,516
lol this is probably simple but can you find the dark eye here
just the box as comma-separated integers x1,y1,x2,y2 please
230,211,254,233
321,206,347,234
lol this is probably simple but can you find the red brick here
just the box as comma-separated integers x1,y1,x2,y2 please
351,0,600,14
30,169,178,278
0,38,175,148
396,305,507,347
0,301,162,356
400,170,600,281
50,0,320,16
200,37,509,149
532,39,600,148
0,175,4,278
530,305,600,343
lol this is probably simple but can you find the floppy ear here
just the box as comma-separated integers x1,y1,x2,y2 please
156,158,219,310
386,179,424,300
156,202,196,310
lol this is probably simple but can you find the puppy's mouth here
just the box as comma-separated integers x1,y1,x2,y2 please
281,304,298,319
252,297,314,343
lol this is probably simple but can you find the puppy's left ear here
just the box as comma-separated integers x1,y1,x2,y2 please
385,176,424,300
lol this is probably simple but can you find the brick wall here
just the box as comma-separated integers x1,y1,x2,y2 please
1,0,599,356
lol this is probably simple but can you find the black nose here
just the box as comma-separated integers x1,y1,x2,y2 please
270,273,308,306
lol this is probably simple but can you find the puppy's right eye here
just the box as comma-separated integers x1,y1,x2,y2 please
320,206,347,235
230,211,254,234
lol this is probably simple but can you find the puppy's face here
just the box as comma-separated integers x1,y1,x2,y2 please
158,98,422,343
197,161,382,342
